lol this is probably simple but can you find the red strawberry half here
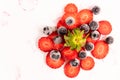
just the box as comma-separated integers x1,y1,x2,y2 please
98,20,112,35
64,3,78,13
46,50,64,69
91,40,109,59
38,37,54,52
64,59,80,78
80,56,95,70
61,13,79,29
77,9,93,24
61,47,78,60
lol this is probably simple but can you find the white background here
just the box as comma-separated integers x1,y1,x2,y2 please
0,0,120,80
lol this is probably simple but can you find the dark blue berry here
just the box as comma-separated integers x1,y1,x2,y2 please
57,26,67,35
65,17,75,26
90,31,100,40
92,6,100,15
105,36,114,44
78,51,87,59
70,59,80,67
85,42,94,51
89,21,98,31
50,50,61,60
80,24,90,33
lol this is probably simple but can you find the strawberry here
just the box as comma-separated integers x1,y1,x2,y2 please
61,13,79,29
86,37,96,44
64,59,80,78
48,31,58,39
57,20,64,28
80,56,95,70
77,9,93,24
91,40,109,59
38,37,54,52
98,20,112,35
61,47,78,60
46,51,64,69
64,3,78,13
54,43,64,50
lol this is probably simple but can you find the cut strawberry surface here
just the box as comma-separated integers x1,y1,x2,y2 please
98,20,112,35
46,52,64,69
64,3,78,13
77,9,93,24
91,41,109,59
61,47,78,60
38,37,54,52
64,61,80,78
80,56,95,70
61,13,79,29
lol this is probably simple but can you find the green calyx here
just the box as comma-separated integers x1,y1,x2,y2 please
64,28,89,52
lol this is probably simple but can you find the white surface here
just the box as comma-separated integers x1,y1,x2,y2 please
0,0,120,80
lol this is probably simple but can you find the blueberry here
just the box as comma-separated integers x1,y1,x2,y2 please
50,50,61,60
43,26,52,35
105,36,114,44
92,6,100,15
85,42,94,51
65,17,75,26
90,31,100,40
89,21,98,31
70,59,80,67
80,24,90,33
53,36,63,44
57,26,67,35
78,51,87,59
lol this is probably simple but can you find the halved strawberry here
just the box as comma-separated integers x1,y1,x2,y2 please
57,20,64,29
86,37,97,44
98,20,112,35
54,43,64,50
64,3,78,13
64,60,80,78
77,9,93,24
61,13,79,30
46,51,64,69
80,56,95,70
38,37,54,52
48,31,58,39
91,40,109,59
61,47,78,60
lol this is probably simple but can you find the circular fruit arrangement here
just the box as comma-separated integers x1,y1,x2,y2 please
38,3,114,78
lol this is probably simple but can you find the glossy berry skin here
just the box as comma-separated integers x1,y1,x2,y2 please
78,51,87,59
80,24,90,33
70,59,80,67
105,36,114,44
90,30,100,40
57,26,67,35
46,51,64,69
92,6,100,15
85,42,94,51
50,50,61,60
89,21,98,31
